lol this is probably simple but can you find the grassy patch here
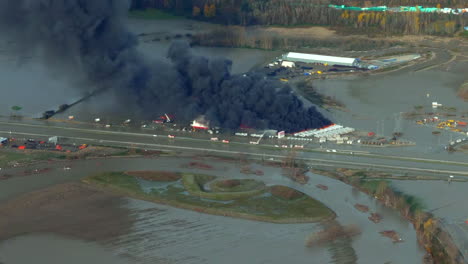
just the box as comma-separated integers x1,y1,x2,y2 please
359,179,388,194
182,174,263,200
129,9,179,20
270,185,304,200
352,170,368,178
88,171,141,193
459,30,468,39
0,150,62,167
84,171,334,223
210,179,265,193
125,171,181,182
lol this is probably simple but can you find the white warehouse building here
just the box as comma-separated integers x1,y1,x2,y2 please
282,52,360,67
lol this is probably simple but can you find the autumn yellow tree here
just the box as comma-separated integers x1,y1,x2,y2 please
341,10,350,19
204,3,216,18
444,21,456,34
423,218,436,240
357,13,366,27
192,6,201,16
209,4,216,17
204,4,210,17
379,13,386,29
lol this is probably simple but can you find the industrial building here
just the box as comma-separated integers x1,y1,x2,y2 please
282,52,360,67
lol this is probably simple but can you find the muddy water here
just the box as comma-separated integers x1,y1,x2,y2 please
0,157,425,263
390,180,468,258
0,234,132,264
391,180,468,220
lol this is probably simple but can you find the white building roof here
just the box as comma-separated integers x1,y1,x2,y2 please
285,52,357,65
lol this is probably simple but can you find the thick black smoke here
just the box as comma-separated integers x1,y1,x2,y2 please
0,0,331,132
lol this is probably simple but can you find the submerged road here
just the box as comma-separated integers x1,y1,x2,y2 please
0,120,467,177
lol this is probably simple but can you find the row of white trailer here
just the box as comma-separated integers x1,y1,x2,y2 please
287,136,357,144
293,125,355,139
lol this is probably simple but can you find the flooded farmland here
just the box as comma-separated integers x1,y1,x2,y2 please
0,156,425,263
314,61,468,161
0,15,465,264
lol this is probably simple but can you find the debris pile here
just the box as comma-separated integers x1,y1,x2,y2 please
306,224,361,247
379,230,403,243
316,184,329,190
368,213,383,223
354,203,370,213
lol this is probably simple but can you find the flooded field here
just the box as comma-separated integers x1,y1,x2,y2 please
0,156,425,263
314,59,468,160
0,14,464,263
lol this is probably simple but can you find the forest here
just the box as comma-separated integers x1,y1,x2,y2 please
130,0,467,35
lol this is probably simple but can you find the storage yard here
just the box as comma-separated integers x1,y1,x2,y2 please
260,52,424,84
416,117,468,135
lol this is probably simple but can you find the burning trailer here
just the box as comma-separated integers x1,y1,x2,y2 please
153,114,173,124
191,116,210,130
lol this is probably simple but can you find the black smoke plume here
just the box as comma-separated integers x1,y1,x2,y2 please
0,0,331,132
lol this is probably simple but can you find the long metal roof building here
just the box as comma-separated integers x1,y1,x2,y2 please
283,52,360,67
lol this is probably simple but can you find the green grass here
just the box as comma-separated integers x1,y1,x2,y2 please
210,179,265,193
126,171,181,182
89,172,141,193
0,150,63,167
241,193,332,219
129,9,179,20
353,171,368,178
182,174,264,200
85,171,334,223
358,179,425,213
459,30,468,39
403,194,425,213
358,179,391,194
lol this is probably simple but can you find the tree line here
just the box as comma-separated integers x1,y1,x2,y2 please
330,0,468,8
191,26,402,51
130,0,468,35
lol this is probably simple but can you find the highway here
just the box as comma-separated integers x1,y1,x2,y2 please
1,120,467,177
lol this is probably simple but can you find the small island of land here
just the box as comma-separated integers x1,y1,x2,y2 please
83,171,335,223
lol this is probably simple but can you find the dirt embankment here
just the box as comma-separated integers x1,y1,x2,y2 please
0,183,136,242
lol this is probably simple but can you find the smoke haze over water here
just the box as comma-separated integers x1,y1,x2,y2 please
0,0,331,132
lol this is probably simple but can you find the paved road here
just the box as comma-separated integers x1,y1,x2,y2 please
1,121,467,177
